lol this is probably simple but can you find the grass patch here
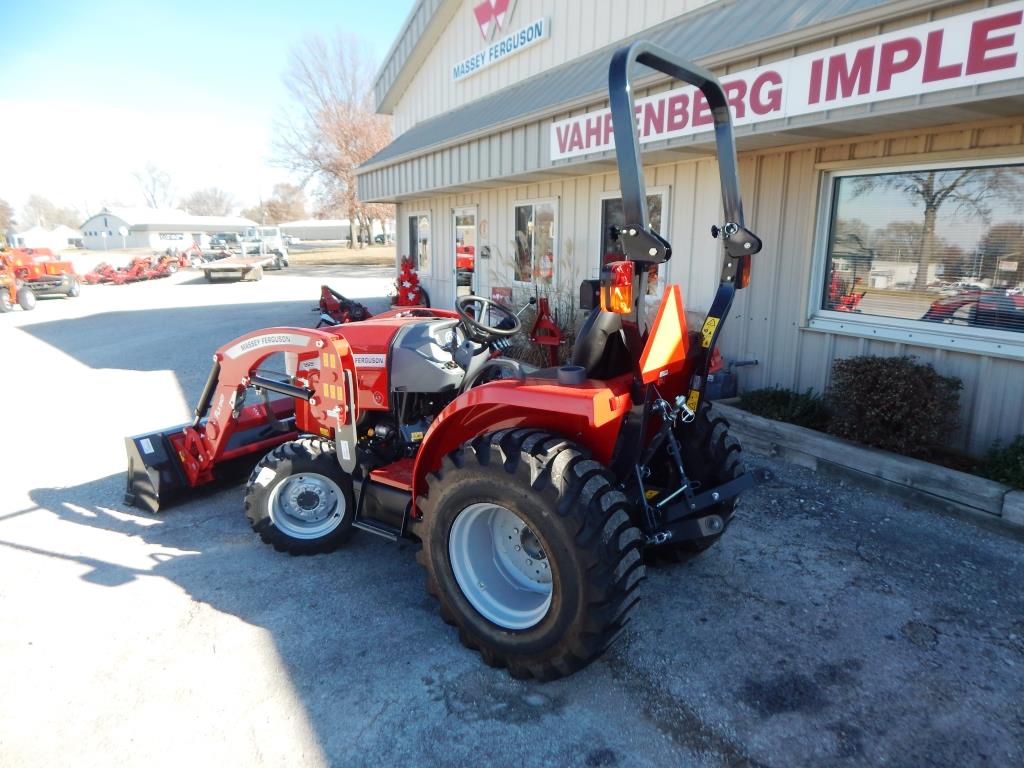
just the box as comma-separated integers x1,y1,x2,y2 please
287,245,395,266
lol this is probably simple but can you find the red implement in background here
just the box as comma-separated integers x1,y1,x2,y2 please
528,296,563,366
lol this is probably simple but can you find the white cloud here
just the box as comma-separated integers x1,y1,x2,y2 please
0,100,291,217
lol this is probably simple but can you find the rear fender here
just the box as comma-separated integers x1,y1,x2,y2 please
412,375,633,505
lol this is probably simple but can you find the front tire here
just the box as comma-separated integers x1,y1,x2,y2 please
18,286,36,310
66,276,81,297
416,429,645,680
244,438,355,555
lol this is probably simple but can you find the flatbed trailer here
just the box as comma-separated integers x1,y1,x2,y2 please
201,254,274,282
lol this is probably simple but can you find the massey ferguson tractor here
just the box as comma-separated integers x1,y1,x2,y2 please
125,44,761,680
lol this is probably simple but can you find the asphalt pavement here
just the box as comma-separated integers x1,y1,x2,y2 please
1,265,1022,767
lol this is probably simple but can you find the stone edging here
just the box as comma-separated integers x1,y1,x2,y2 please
711,401,1023,531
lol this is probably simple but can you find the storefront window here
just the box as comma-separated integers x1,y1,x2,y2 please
600,190,667,297
408,213,431,275
513,200,556,285
821,163,1024,335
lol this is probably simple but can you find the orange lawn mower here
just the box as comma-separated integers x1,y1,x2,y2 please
125,43,761,680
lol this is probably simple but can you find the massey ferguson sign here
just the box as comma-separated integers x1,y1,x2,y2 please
453,0,549,82
551,4,1024,160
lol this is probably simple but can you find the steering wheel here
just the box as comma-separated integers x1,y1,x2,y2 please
455,295,521,341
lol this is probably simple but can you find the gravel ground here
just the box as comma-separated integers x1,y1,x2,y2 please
1,267,1022,767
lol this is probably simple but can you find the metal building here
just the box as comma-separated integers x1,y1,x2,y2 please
357,0,1024,452
79,208,256,251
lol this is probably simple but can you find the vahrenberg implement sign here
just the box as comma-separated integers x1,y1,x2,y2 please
550,4,1024,161
453,18,549,82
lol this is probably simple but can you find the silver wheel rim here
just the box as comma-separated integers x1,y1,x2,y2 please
266,473,346,540
448,503,552,630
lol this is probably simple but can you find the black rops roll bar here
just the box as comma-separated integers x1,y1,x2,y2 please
608,41,761,268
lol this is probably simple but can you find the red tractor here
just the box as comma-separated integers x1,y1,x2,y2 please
125,44,761,680
0,247,81,311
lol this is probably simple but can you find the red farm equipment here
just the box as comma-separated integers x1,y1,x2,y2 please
84,246,194,285
125,44,762,680
314,285,374,327
0,247,81,312
83,263,118,285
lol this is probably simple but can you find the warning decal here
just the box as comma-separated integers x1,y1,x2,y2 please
700,317,720,348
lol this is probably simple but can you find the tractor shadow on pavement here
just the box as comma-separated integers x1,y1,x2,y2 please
15,457,1024,767
19,471,674,766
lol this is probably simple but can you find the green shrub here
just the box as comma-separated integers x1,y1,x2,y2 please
737,387,831,431
978,436,1024,489
827,355,961,457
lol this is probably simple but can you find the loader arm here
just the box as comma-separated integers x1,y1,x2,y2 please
126,326,358,512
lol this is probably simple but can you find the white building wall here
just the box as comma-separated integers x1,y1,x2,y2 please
80,214,129,250
391,0,717,134
397,155,721,316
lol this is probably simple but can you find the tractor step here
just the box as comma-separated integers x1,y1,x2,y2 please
352,470,413,542
351,519,401,541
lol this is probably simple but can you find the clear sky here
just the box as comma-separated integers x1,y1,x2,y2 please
0,0,415,221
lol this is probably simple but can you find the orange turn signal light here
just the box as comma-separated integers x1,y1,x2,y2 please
600,260,634,314
737,255,752,289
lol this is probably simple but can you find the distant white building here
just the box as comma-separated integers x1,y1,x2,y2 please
279,218,395,243
79,208,256,251
14,224,83,252
279,219,351,242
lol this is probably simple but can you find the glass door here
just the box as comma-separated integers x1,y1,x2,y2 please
453,206,477,303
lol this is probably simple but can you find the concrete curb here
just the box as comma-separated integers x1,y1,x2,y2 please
711,401,1023,532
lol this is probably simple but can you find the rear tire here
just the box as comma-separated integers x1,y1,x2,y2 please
244,438,355,555
646,403,745,565
0,291,12,312
416,429,644,680
18,287,36,310
66,276,81,297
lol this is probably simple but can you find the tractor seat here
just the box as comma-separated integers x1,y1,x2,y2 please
570,309,630,379
461,308,630,390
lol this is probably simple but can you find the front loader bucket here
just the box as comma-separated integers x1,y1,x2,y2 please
125,426,190,514
125,402,298,514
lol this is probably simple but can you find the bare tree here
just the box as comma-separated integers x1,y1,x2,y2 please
20,195,81,229
275,33,393,246
134,164,174,208
851,168,1024,291
241,183,308,224
180,187,235,216
0,198,14,232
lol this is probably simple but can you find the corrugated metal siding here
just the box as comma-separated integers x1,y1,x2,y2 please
359,0,1024,203
391,0,718,134
374,0,450,112
374,0,894,161
396,118,1024,454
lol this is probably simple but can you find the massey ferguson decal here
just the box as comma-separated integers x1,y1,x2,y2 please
453,0,548,82
353,353,387,368
551,4,1024,159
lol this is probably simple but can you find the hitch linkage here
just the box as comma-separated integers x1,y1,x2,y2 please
631,393,755,545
